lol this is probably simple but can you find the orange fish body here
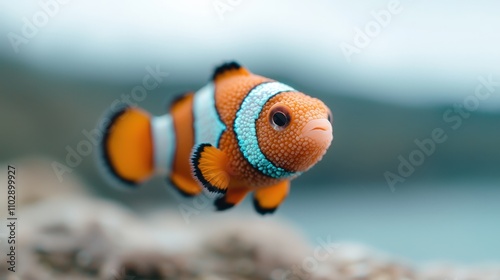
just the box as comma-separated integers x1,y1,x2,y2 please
100,62,333,214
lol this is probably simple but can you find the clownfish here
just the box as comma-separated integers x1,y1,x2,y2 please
99,62,333,214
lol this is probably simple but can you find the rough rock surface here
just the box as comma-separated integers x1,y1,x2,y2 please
0,158,499,280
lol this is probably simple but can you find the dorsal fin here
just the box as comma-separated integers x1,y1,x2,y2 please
212,61,250,81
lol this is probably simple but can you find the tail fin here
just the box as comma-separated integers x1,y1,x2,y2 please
100,106,154,186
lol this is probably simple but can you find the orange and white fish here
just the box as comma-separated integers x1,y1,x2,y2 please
99,62,333,214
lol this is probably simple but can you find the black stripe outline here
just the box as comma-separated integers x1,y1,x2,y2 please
214,196,235,211
233,81,298,178
211,81,227,148
253,197,278,215
100,105,137,186
168,92,196,194
190,143,227,194
167,177,197,198
212,61,242,81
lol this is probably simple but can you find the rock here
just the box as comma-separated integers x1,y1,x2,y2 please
0,157,499,280
0,156,89,212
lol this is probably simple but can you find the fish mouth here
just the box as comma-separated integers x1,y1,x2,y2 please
301,119,333,145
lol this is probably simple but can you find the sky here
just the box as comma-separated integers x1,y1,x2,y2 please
1,0,499,107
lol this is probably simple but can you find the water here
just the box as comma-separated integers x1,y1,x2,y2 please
279,180,500,264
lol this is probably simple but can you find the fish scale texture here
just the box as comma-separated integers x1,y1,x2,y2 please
256,92,331,172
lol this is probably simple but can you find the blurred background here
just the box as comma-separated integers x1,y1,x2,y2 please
1,0,499,266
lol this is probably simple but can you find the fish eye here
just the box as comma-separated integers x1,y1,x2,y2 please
269,105,291,130
327,108,333,123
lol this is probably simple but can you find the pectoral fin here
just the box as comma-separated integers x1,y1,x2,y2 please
214,187,249,211
253,181,290,215
191,143,231,194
